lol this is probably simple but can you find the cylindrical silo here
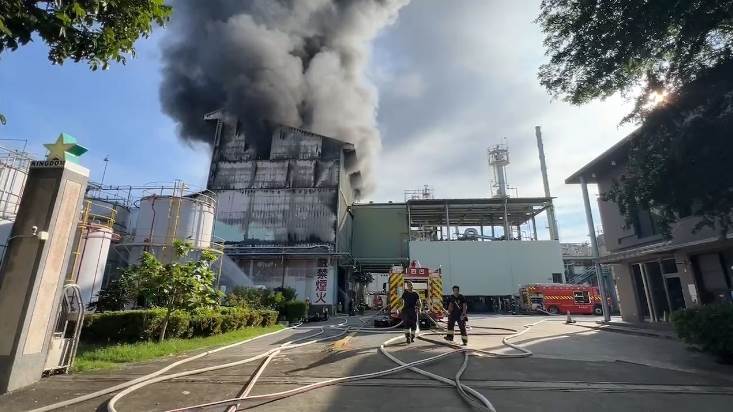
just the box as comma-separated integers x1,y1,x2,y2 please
127,192,216,263
0,151,30,220
175,193,216,249
88,198,131,235
74,224,114,306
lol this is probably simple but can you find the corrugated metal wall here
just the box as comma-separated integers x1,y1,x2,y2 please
216,189,338,243
351,204,408,260
209,124,349,246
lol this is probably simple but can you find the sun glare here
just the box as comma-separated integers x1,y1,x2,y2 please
647,90,668,107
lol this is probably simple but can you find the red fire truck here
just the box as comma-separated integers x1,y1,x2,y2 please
373,261,445,327
519,283,603,315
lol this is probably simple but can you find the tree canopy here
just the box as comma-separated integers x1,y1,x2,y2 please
120,241,221,341
537,0,733,112
537,0,733,236
0,0,170,70
606,61,733,236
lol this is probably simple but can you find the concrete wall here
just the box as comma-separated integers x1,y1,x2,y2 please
409,240,565,296
596,170,730,253
610,250,708,322
0,161,88,392
351,204,408,262
610,264,641,322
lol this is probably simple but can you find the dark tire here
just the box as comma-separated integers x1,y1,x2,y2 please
547,305,560,315
593,305,603,316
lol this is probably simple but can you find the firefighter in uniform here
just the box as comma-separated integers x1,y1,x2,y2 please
445,285,468,345
401,280,421,344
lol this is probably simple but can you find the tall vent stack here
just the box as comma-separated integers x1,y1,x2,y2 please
535,126,560,241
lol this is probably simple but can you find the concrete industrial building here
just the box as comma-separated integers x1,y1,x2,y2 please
567,130,733,323
350,198,565,312
206,115,566,312
205,111,359,310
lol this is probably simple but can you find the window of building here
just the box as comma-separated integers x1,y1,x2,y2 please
574,291,590,304
632,209,662,239
631,210,657,239
661,259,678,274
552,273,563,283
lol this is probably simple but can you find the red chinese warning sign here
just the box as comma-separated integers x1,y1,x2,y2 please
311,259,331,304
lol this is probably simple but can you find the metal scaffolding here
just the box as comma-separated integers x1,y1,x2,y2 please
406,197,553,241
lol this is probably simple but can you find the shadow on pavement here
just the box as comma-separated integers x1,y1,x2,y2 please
257,317,733,412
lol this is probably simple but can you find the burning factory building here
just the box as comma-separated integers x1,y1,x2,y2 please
205,111,359,311
157,1,567,314
157,1,410,312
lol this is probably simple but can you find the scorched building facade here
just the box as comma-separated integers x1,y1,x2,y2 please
205,110,359,311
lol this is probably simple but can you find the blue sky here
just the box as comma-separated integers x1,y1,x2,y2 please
0,32,211,189
0,1,635,243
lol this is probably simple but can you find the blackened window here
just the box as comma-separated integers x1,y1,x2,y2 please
552,273,563,283
661,259,678,274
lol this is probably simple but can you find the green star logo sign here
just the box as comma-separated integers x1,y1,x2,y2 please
43,133,88,163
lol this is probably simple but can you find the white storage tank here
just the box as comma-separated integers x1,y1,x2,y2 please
73,224,115,306
88,198,131,235
0,151,31,220
128,191,216,263
0,219,15,264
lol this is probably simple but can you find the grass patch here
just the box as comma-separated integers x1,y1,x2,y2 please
73,325,283,373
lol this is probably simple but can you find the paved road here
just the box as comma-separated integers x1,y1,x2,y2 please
2,315,733,411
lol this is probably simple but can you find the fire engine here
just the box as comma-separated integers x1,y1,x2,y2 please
374,261,445,327
519,283,603,315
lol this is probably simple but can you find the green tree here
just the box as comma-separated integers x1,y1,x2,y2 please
537,0,733,235
0,0,170,125
0,0,170,69
605,62,733,236
94,277,129,312
122,241,221,342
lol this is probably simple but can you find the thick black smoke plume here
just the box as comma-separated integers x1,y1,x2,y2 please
159,0,409,195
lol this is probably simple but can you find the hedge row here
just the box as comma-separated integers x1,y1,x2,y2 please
283,300,307,322
671,304,733,363
82,307,279,344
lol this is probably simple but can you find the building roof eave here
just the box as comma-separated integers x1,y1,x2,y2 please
565,128,641,184
599,233,733,263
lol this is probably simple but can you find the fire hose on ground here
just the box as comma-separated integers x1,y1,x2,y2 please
28,315,545,412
